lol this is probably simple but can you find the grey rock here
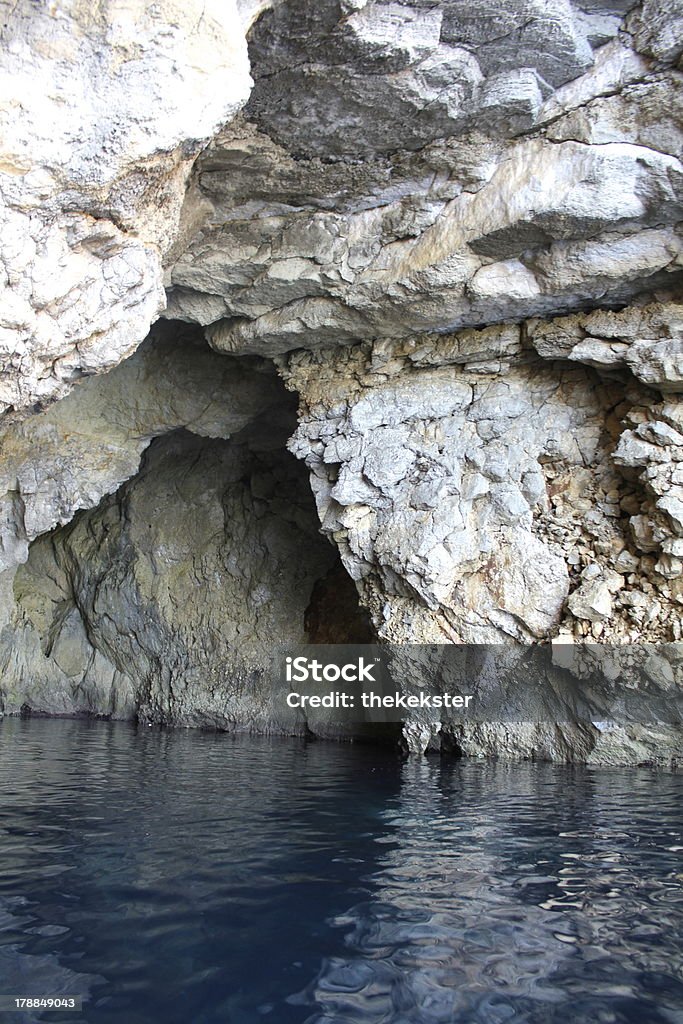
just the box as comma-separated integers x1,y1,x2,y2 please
567,579,613,621
245,0,596,159
0,0,252,421
531,299,683,392
1,0,682,766
629,0,683,63
625,338,683,392
282,343,630,643
614,549,640,572
1,423,339,730
159,23,683,360
0,326,285,583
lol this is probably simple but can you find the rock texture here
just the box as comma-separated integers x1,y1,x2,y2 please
3,428,336,727
280,303,682,648
0,326,283,585
1,0,682,763
0,0,251,421
386,643,683,765
167,1,683,358
0,359,339,726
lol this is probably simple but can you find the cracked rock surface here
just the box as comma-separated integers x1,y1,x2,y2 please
0,0,251,421
280,306,682,648
168,1,683,357
1,0,682,762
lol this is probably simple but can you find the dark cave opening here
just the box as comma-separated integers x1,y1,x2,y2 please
305,561,375,645
3,322,392,743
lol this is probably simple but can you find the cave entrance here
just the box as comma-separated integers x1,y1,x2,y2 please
305,561,374,645
4,322,381,739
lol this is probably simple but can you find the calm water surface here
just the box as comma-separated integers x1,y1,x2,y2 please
0,719,682,1024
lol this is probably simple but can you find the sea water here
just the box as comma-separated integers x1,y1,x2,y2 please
0,718,682,1023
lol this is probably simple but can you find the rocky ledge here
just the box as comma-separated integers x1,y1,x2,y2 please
0,0,682,763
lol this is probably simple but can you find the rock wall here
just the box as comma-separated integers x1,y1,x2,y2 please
1,0,682,762
0,0,251,421
1,380,339,728
0,327,283,573
281,297,683,648
168,1,683,356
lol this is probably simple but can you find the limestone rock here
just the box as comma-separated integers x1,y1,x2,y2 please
0,0,252,420
0,326,284,583
629,0,683,64
403,642,683,765
530,298,683,392
613,394,683,569
282,342,628,643
163,16,683,358
0,213,166,420
245,0,596,158
1,0,682,765
282,310,682,651
187,135,683,356
1,429,338,727
567,571,622,622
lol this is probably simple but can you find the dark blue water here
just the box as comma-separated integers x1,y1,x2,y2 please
0,720,682,1024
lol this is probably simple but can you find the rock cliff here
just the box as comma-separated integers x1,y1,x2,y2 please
1,0,682,762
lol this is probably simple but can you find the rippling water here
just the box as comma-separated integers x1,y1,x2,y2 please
0,720,682,1023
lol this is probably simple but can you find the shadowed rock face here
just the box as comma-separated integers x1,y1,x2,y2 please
2,425,339,729
305,562,375,644
1,0,682,761
0,325,286,593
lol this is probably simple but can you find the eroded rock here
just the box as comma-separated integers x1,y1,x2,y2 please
0,0,252,420
1,0,682,764
282,342,618,642
1,421,338,728
0,326,284,585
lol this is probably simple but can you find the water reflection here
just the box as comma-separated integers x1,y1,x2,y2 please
0,720,681,1023
0,719,401,1024
300,760,683,1023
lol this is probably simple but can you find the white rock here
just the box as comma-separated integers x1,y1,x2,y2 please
0,0,252,419
567,579,613,622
